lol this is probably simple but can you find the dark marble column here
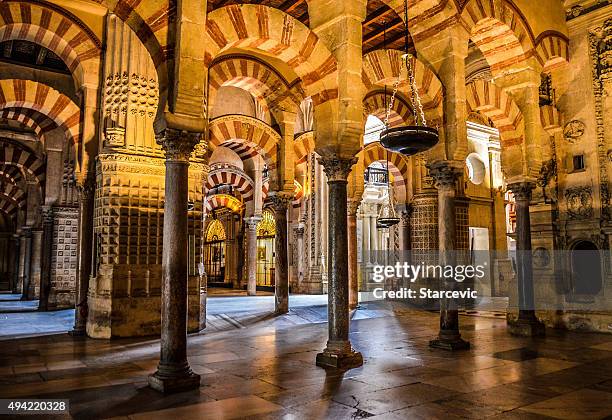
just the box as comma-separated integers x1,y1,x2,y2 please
401,207,412,252
20,228,32,301
148,128,201,393
347,200,359,310
316,155,363,369
244,216,260,296
8,235,18,293
428,162,470,351
507,182,545,336
38,207,54,311
71,179,95,334
271,193,291,314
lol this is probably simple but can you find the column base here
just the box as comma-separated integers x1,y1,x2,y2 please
508,317,546,337
148,370,200,393
316,347,363,369
68,328,86,337
429,330,470,351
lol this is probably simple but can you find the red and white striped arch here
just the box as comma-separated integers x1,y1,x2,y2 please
0,142,44,184
205,167,255,203
465,79,524,147
535,32,570,70
0,79,80,145
362,49,443,117
205,194,243,214
359,142,410,203
460,0,535,74
0,107,58,140
205,4,338,106
209,55,304,115
0,0,102,86
209,115,280,168
293,131,314,165
363,91,414,128
0,182,26,216
0,163,24,186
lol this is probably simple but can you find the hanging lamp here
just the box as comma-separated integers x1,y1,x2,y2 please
377,150,400,229
379,0,439,156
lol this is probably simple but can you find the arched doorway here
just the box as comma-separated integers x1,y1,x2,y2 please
256,209,276,289
571,241,602,295
204,219,226,286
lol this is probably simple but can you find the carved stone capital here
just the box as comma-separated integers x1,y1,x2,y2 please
269,192,292,212
508,182,535,202
155,128,202,161
244,216,261,230
318,155,357,182
347,199,361,216
427,162,462,191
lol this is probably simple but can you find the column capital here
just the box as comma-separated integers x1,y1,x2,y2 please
347,199,360,216
244,216,261,230
507,181,536,202
294,224,305,235
427,161,463,191
155,128,202,161
269,192,292,212
318,154,358,182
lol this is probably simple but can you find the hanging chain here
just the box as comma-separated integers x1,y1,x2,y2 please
384,60,403,128
405,54,427,127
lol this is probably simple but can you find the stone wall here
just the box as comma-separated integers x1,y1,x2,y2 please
48,207,79,309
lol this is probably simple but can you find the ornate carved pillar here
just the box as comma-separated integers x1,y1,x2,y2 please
38,207,54,311
428,162,470,351
347,200,360,309
71,180,95,333
507,182,545,336
271,193,291,314
316,155,363,369
401,207,412,252
294,224,305,291
148,128,201,393
20,228,32,301
244,216,260,296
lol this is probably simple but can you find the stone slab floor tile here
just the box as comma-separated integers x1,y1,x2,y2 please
518,388,612,419
126,395,284,420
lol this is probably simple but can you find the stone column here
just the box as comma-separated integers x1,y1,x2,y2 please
348,200,360,309
428,162,470,351
148,128,201,393
20,228,32,301
507,182,545,336
38,207,54,311
362,210,370,266
271,193,291,314
295,224,305,291
29,230,43,300
71,181,95,333
8,235,18,293
316,155,363,369
401,207,412,252
17,234,25,294
244,216,260,296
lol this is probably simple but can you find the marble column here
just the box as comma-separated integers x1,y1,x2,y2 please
148,128,201,393
362,210,370,266
244,216,260,296
507,182,545,336
17,234,25,294
38,207,54,311
295,224,305,290
8,235,18,293
347,200,359,309
428,162,470,351
20,228,32,301
316,155,363,369
401,207,412,252
271,193,291,314
29,230,43,300
71,181,95,334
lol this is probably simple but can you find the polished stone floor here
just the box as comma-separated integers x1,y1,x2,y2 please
1,303,612,419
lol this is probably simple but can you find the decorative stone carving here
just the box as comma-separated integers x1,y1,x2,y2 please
537,159,557,188
589,27,611,220
565,186,594,220
318,155,358,182
533,247,551,268
427,162,462,190
104,127,126,148
563,120,586,143
269,192,292,211
155,128,202,161
508,182,535,202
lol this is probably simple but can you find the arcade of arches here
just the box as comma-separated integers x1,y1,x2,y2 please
1,0,612,414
